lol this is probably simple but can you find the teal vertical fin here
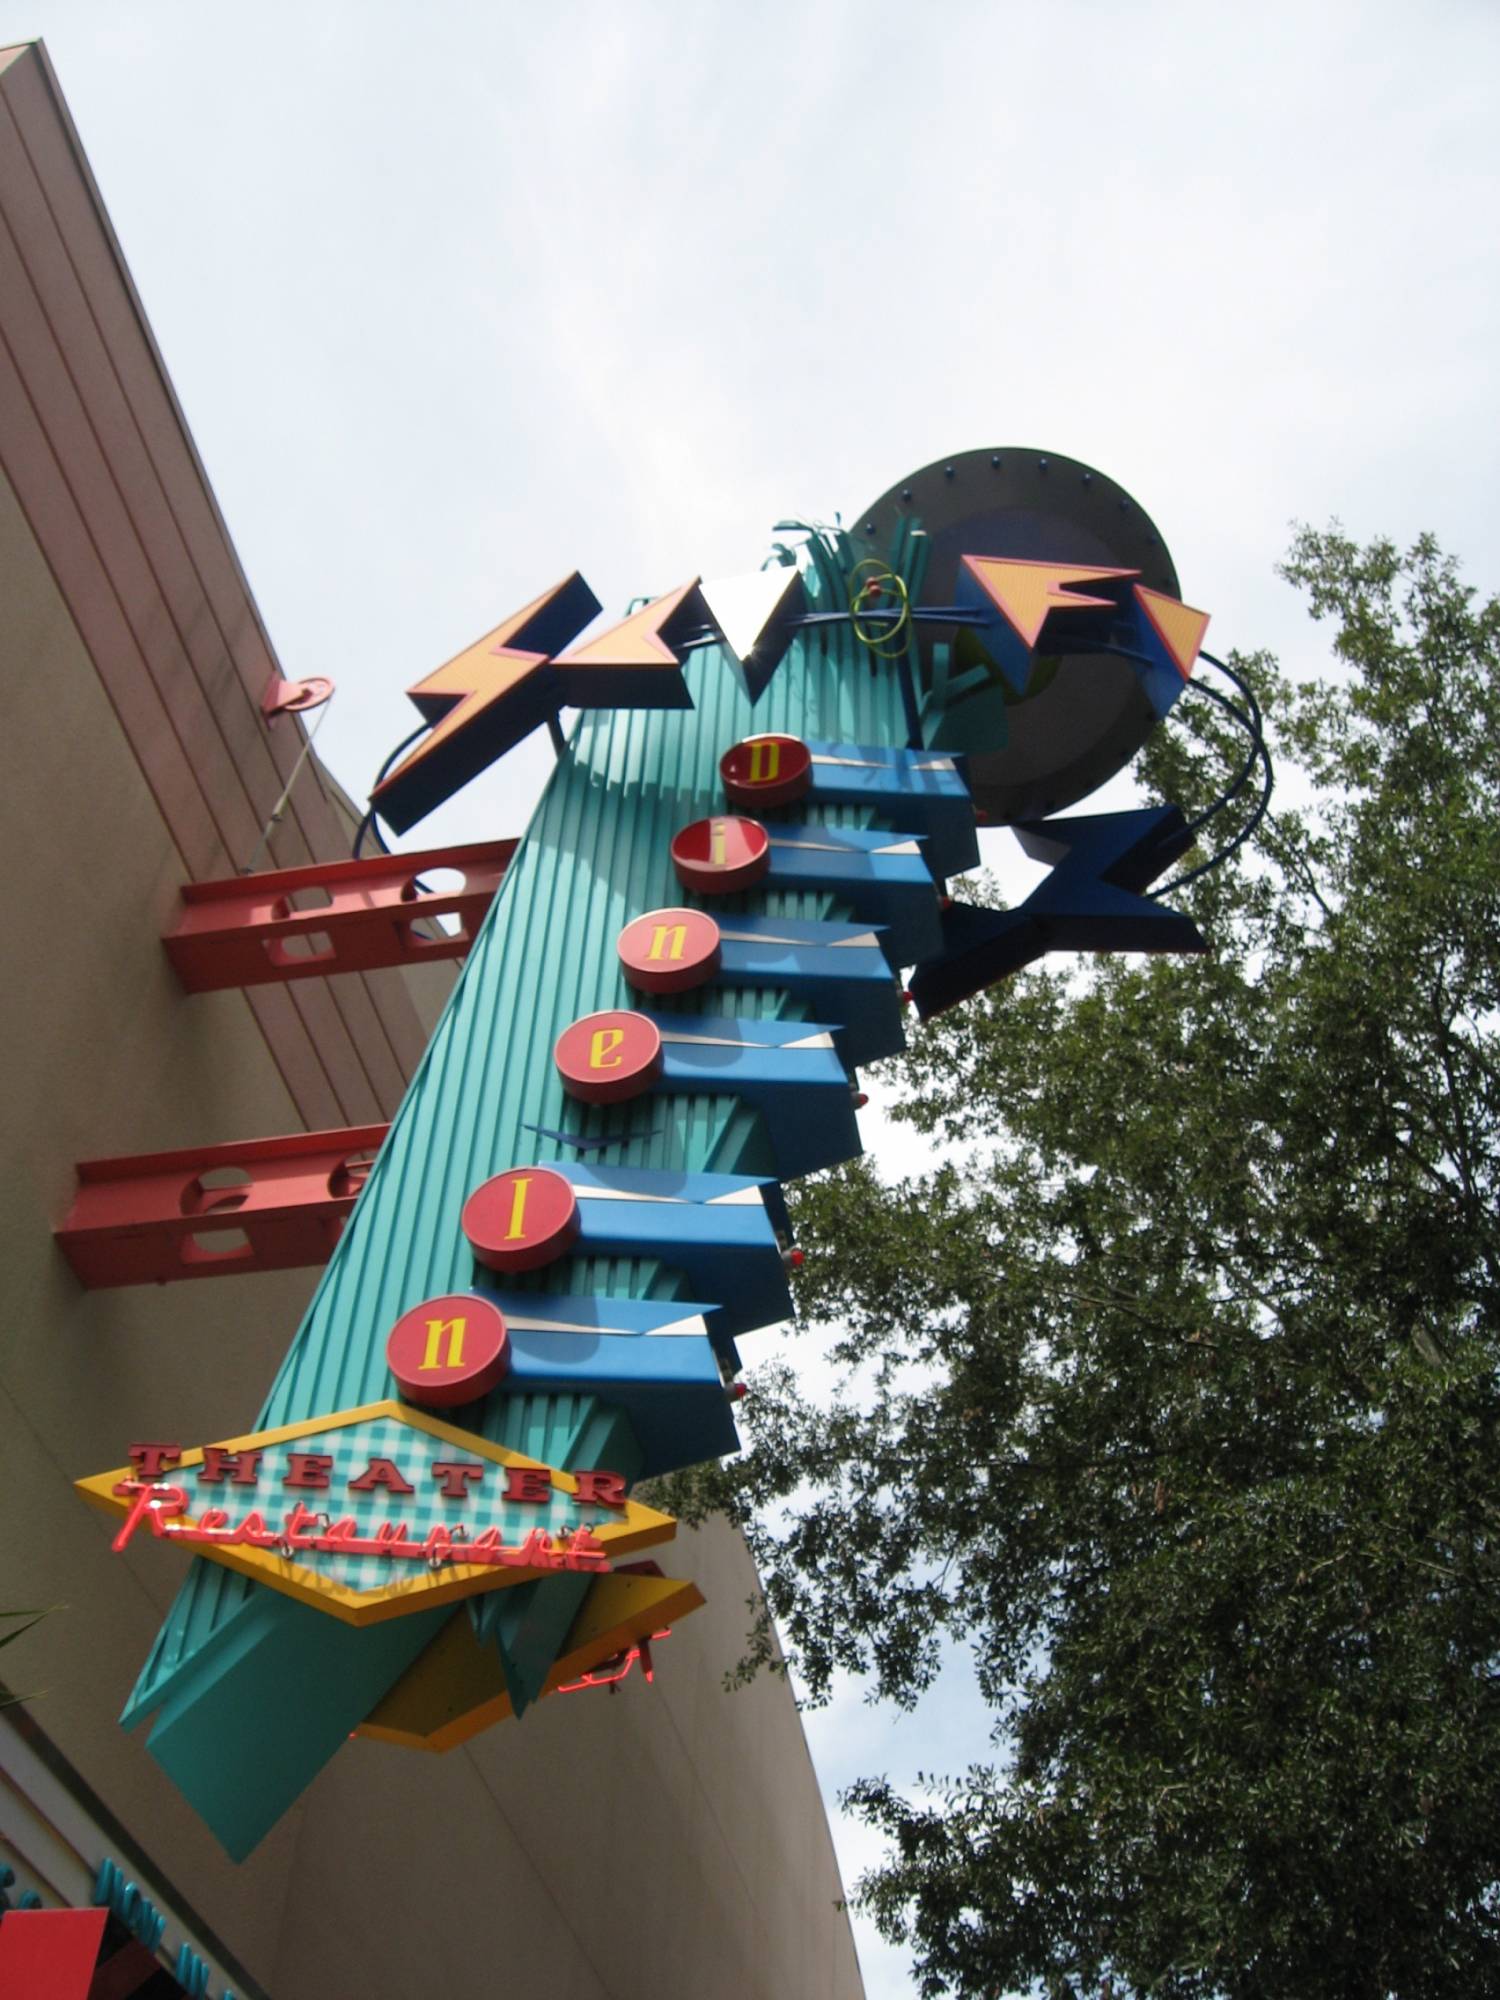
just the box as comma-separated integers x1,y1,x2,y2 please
471,1400,642,1717
485,1577,593,1720
141,1595,448,1862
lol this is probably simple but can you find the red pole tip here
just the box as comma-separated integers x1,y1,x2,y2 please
852,1091,869,1109
785,1247,805,1269
728,1381,749,1402
901,989,914,1007
974,807,990,825
938,894,954,911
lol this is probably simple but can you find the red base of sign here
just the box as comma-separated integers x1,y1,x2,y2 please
164,840,515,991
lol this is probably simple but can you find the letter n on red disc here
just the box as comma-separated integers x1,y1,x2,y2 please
463,1166,579,1272
618,907,721,994
670,815,769,894
720,734,812,809
387,1292,510,1407
554,1009,662,1103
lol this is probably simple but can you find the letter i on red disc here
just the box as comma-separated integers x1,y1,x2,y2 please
669,814,769,893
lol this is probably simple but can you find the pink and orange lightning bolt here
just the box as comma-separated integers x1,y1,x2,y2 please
372,573,600,834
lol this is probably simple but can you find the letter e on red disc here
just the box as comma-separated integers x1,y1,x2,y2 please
720,734,812,809
554,1009,663,1104
618,907,721,994
670,815,770,894
463,1166,579,1272
387,1292,510,1407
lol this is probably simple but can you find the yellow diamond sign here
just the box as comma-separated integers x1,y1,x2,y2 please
76,1399,675,1627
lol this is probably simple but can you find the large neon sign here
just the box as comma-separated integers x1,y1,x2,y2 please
80,447,1227,1858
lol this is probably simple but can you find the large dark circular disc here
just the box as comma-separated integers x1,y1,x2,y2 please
854,448,1182,823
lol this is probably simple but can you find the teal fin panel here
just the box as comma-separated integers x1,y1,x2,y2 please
487,1575,594,1720
470,1401,641,1717
139,1594,448,1861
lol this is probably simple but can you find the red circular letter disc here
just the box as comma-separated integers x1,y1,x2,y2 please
554,1009,663,1104
462,1166,579,1273
618,907,722,994
386,1292,510,1408
720,734,813,809
670,815,770,894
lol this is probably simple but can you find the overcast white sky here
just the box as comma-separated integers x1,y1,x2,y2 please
10,2,1499,1991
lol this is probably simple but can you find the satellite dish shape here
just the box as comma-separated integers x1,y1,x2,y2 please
855,448,1197,823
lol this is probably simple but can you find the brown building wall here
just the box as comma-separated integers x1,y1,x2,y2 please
0,38,863,2000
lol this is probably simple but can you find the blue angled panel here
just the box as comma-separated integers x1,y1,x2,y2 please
714,914,905,1066
484,1291,739,1477
762,826,941,966
562,1164,793,1340
651,1015,860,1178
908,805,1208,1017
804,741,979,879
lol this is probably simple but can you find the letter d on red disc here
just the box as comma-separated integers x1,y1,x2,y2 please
720,733,812,808
387,1292,510,1407
463,1166,579,1272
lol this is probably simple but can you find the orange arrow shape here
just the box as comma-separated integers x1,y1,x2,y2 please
1134,585,1210,680
372,572,600,832
556,572,708,680
960,556,1139,649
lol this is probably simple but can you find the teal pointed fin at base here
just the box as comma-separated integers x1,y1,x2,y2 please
135,1590,448,1861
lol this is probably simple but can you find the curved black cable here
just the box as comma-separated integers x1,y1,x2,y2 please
352,807,390,861
1147,648,1276,893
1148,733,1274,899
1091,639,1276,898
1092,641,1265,836
353,722,430,860
371,722,430,791
1199,647,1266,742
1177,678,1261,840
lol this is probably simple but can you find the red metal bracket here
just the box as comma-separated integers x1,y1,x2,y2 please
261,674,335,720
56,1125,389,1288
163,841,516,992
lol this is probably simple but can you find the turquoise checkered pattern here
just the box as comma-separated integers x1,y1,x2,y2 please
195,1416,583,1595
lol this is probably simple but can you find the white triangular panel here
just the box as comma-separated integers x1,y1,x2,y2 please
699,568,807,703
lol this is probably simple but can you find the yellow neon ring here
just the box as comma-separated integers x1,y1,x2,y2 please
847,560,912,656
848,561,909,651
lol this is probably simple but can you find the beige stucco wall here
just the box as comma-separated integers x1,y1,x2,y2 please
0,456,864,1997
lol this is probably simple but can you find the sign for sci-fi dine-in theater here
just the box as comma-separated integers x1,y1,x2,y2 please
78,448,1253,1859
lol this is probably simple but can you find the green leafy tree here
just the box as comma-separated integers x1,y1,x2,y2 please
666,530,1500,1998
